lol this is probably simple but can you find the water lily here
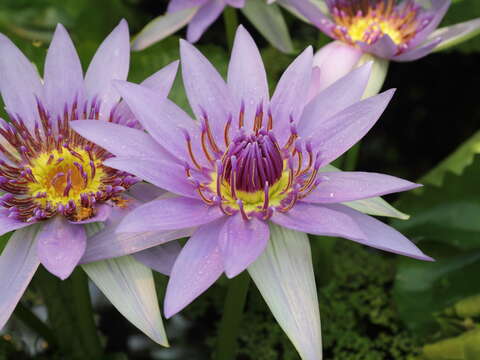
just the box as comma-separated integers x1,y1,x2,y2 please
73,25,432,359
132,0,295,53
0,20,183,345
293,0,480,61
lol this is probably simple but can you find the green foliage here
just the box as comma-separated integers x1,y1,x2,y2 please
441,0,480,53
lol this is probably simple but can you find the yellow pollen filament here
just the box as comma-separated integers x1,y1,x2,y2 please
209,168,291,214
27,147,105,209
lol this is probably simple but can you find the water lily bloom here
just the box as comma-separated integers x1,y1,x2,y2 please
72,25,432,359
293,0,480,61
132,0,295,53
0,20,184,345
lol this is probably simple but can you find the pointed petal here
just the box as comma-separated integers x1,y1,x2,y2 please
112,81,202,164
408,0,450,47
287,0,334,36
0,34,43,130
219,214,269,278
270,46,313,144
82,256,168,345
133,242,182,276
0,226,40,329
82,203,194,263
248,224,322,360
168,0,207,12
306,66,321,104
114,61,179,125
304,172,420,204
68,204,112,224
36,217,86,280
310,41,363,94
117,197,224,233
164,220,225,318
310,89,395,166
327,204,433,261
240,0,294,53
70,120,175,160
356,53,389,98
126,182,165,203
298,62,371,137
104,157,198,198
0,211,37,237
132,8,198,51
84,19,130,119
393,38,442,62
44,24,84,118
228,25,269,131
430,18,480,53
180,39,234,148
271,201,365,240
186,0,225,43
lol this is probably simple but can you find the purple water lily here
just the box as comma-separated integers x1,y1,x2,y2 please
73,25,432,359
292,0,480,61
0,20,180,344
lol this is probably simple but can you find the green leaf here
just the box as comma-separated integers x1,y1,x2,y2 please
393,156,480,250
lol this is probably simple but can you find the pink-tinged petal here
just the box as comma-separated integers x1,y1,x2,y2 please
44,24,85,118
310,89,395,166
0,210,37,237
114,61,179,126
409,0,450,48
117,197,224,233
112,81,203,164
429,18,480,53
270,47,313,144
0,226,40,329
84,19,130,119
310,41,363,94
298,62,372,137
271,201,365,240
328,204,434,261
0,34,43,130
127,182,166,203
36,217,86,280
70,120,175,161
133,242,182,276
227,25,269,131
104,157,198,198
219,213,269,278
69,204,112,224
392,38,442,62
248,224,322,360
164,219,226,318
180,39,234,148
304,172,420,204
226,0,245,7
186,0,225,43
358,35,397,59
168,0,208,12
82,201,194,263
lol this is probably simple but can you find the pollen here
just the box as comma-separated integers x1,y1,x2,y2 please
27,147,105,210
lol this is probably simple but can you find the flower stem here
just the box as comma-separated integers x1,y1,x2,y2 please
14,303,57,347
215,271,250,360
223,7,238,50
34,267,103,359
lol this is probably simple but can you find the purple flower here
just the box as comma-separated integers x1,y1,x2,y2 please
292,0,480,61
73,26,431,359
0,20,180,344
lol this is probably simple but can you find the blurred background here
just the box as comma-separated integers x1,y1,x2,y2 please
0,0,480,359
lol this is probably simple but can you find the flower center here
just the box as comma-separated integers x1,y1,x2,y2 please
183,103,321,220
329,0,425,50
0,98,137,222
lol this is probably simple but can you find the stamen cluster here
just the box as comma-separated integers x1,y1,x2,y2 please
184,103,322,220
328,0,430,52
0,98,137,222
